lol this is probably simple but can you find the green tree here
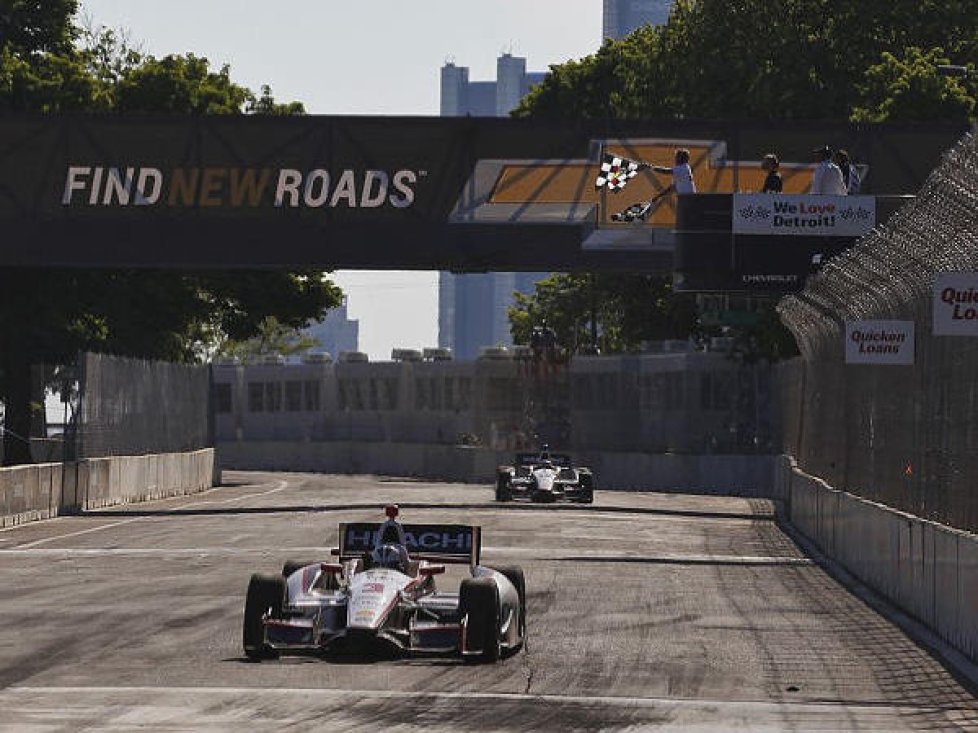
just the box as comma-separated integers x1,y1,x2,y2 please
509,274,698,354
0,0,78,57
0,8,334,464
247,84,306,116
114,54,251,113
219,316,322,362
514,0,978,122
851,47,976,122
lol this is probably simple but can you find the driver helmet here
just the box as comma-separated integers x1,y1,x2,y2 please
371,543,407,572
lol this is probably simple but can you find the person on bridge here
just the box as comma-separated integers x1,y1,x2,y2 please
761,153,783,193
810,145,847,195
652,148,696,195
833,149,861,194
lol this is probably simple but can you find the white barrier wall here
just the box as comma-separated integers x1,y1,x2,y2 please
779,457,978,663
0,449,216,528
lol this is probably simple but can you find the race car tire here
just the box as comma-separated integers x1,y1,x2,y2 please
579,472,595,503
489,565,526,643
243,573,285,662
495,474,512,502
460,578,501,663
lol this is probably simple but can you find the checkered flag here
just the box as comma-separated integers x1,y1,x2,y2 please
595,153,644,192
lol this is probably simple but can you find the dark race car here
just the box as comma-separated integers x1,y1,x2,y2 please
242,505,525,663
496,447,595,503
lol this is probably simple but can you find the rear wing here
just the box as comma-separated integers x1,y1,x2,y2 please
338,523,481,566
516,452,572,467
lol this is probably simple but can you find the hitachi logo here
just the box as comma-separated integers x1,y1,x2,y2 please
343,526,472,553
61,165,420,209
345,529,379,548
404,531,471,551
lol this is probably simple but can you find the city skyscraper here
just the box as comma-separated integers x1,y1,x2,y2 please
440,53,546,117
438,53,547,360
602,0,673,39
302,296,359,359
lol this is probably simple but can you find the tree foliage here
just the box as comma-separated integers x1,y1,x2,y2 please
0,5,329,463
219,316,322,362
509,274,698,355
114,54,251,114
0,0,79,57
851,47,976,122
514,0,978,122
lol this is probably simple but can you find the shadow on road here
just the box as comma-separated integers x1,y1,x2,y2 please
80,502,775,522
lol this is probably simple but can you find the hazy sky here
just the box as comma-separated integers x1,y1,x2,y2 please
77,0,604,360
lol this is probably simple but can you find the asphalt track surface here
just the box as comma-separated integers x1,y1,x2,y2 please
0,471,976,732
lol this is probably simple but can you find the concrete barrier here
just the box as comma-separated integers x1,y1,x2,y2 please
785,460,978,664
216,440,779,495
77,449,215,510
217,441,502,483
0,462,64,527
0,448,216,527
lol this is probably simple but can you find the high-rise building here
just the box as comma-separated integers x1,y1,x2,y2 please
302,296,359,359
438,271,548,360
440,54,546,117
439,54,548,360
602,0,673,39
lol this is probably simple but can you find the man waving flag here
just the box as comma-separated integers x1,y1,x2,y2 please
595,153,647,191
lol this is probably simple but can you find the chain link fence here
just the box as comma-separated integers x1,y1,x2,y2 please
777,128,978,532
75,352,211,459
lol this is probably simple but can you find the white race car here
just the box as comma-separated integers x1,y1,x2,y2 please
496,447,595,503
242,505,525,663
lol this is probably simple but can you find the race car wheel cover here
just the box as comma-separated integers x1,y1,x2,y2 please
489,565,526,644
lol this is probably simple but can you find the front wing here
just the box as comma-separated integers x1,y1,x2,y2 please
264,592,464,654
507,480,591,501
259,573,523,658
499,470,594,502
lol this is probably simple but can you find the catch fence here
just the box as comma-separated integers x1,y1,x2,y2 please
777,129,978,532
75,352,211,459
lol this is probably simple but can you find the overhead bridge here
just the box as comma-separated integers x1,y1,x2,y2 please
0,116,964,273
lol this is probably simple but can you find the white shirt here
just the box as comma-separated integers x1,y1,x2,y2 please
672,163,695,194
811,160,847,195
845,164,861,194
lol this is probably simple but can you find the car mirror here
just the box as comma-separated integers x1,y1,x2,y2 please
419,564,445,576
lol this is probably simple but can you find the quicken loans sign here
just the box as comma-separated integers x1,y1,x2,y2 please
845,320,914,365
933,272,978,336
733,194,875,237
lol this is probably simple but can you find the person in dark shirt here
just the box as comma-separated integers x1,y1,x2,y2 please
761,153,782,193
